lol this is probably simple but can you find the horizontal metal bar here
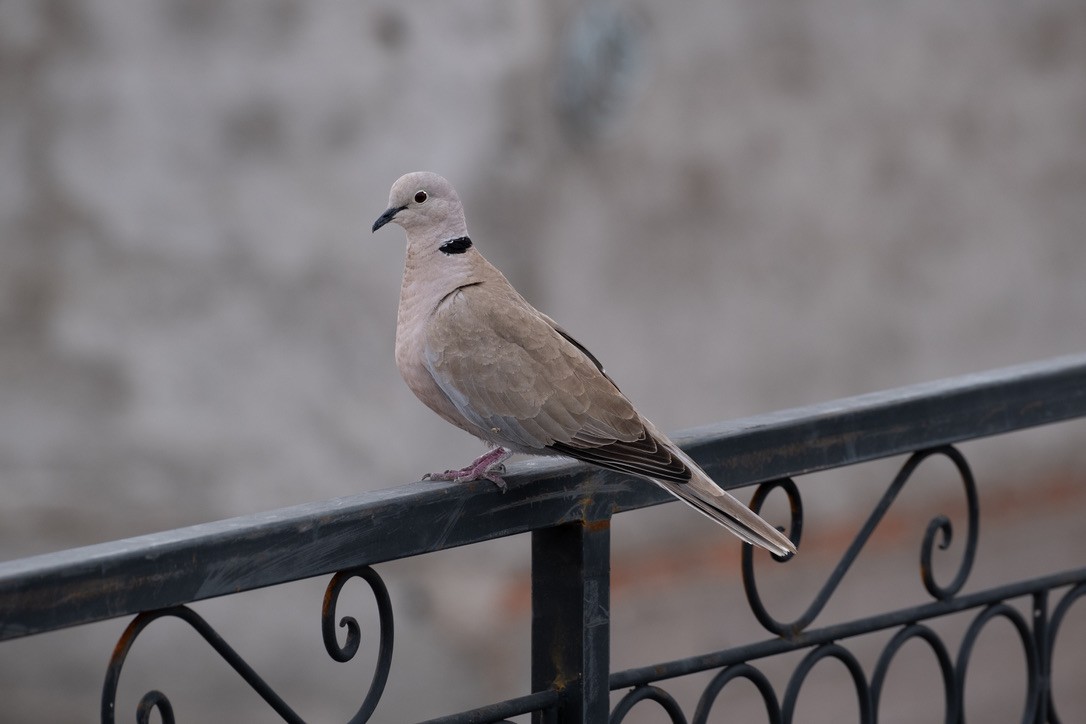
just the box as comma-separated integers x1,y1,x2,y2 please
609,565,1086,689
417,688,561,724
672,352,1086,489
1,354,1084,641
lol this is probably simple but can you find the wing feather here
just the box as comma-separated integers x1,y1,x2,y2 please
422,283,690,485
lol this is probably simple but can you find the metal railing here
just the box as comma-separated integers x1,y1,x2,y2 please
2,354,1085,723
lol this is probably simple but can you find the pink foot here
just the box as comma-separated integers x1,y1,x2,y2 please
423,448,513,492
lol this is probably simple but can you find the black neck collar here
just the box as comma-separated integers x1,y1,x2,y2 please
439,236,472,255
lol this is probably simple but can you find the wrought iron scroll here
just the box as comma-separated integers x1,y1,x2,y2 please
611,592,1058,723
322,566,395,723
742,445,980,637
605,443,1086,723
101,565,393,724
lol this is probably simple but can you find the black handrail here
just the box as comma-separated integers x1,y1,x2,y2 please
1,354,1084,723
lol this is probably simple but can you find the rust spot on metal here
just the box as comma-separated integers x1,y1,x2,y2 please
584,519,611,533
550,646,572,690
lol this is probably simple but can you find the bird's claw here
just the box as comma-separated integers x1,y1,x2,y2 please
479,464,507,492
422,452,510,492
422,469,460,482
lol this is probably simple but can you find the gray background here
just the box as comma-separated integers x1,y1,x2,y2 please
1,0,1084,721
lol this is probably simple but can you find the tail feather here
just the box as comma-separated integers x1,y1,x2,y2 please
551,412,797,556
652,476,795,557
647,425,796,557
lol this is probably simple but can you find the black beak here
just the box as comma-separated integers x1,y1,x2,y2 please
372,205,406,233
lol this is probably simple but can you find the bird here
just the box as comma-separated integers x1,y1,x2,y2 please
372,171,796,557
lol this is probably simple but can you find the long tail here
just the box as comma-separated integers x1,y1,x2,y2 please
652,475,796,556
652,432,796,557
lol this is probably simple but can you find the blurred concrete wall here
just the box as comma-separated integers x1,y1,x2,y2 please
1,0,1084,721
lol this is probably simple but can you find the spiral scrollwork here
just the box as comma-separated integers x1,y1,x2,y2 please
101,605,304,723
915,446,979,600
743,445,979,637
134,689,174,724
101,565,393,724
747,477,804,559
321,565,395,723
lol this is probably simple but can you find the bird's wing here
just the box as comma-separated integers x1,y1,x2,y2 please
422,281,691,482
423,281,795,556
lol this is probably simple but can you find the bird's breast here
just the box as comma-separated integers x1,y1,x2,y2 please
396,278,484,438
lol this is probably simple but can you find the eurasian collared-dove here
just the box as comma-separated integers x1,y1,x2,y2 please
373,172,796,557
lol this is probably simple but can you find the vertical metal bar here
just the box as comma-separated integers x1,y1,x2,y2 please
1031,590,1050,723
531,517,611,724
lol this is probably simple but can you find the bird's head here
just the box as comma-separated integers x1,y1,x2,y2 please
372,172,468,243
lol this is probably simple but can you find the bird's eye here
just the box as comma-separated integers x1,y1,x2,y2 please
414,190,428,203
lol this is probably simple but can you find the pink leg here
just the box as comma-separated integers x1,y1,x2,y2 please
423,448,513,492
